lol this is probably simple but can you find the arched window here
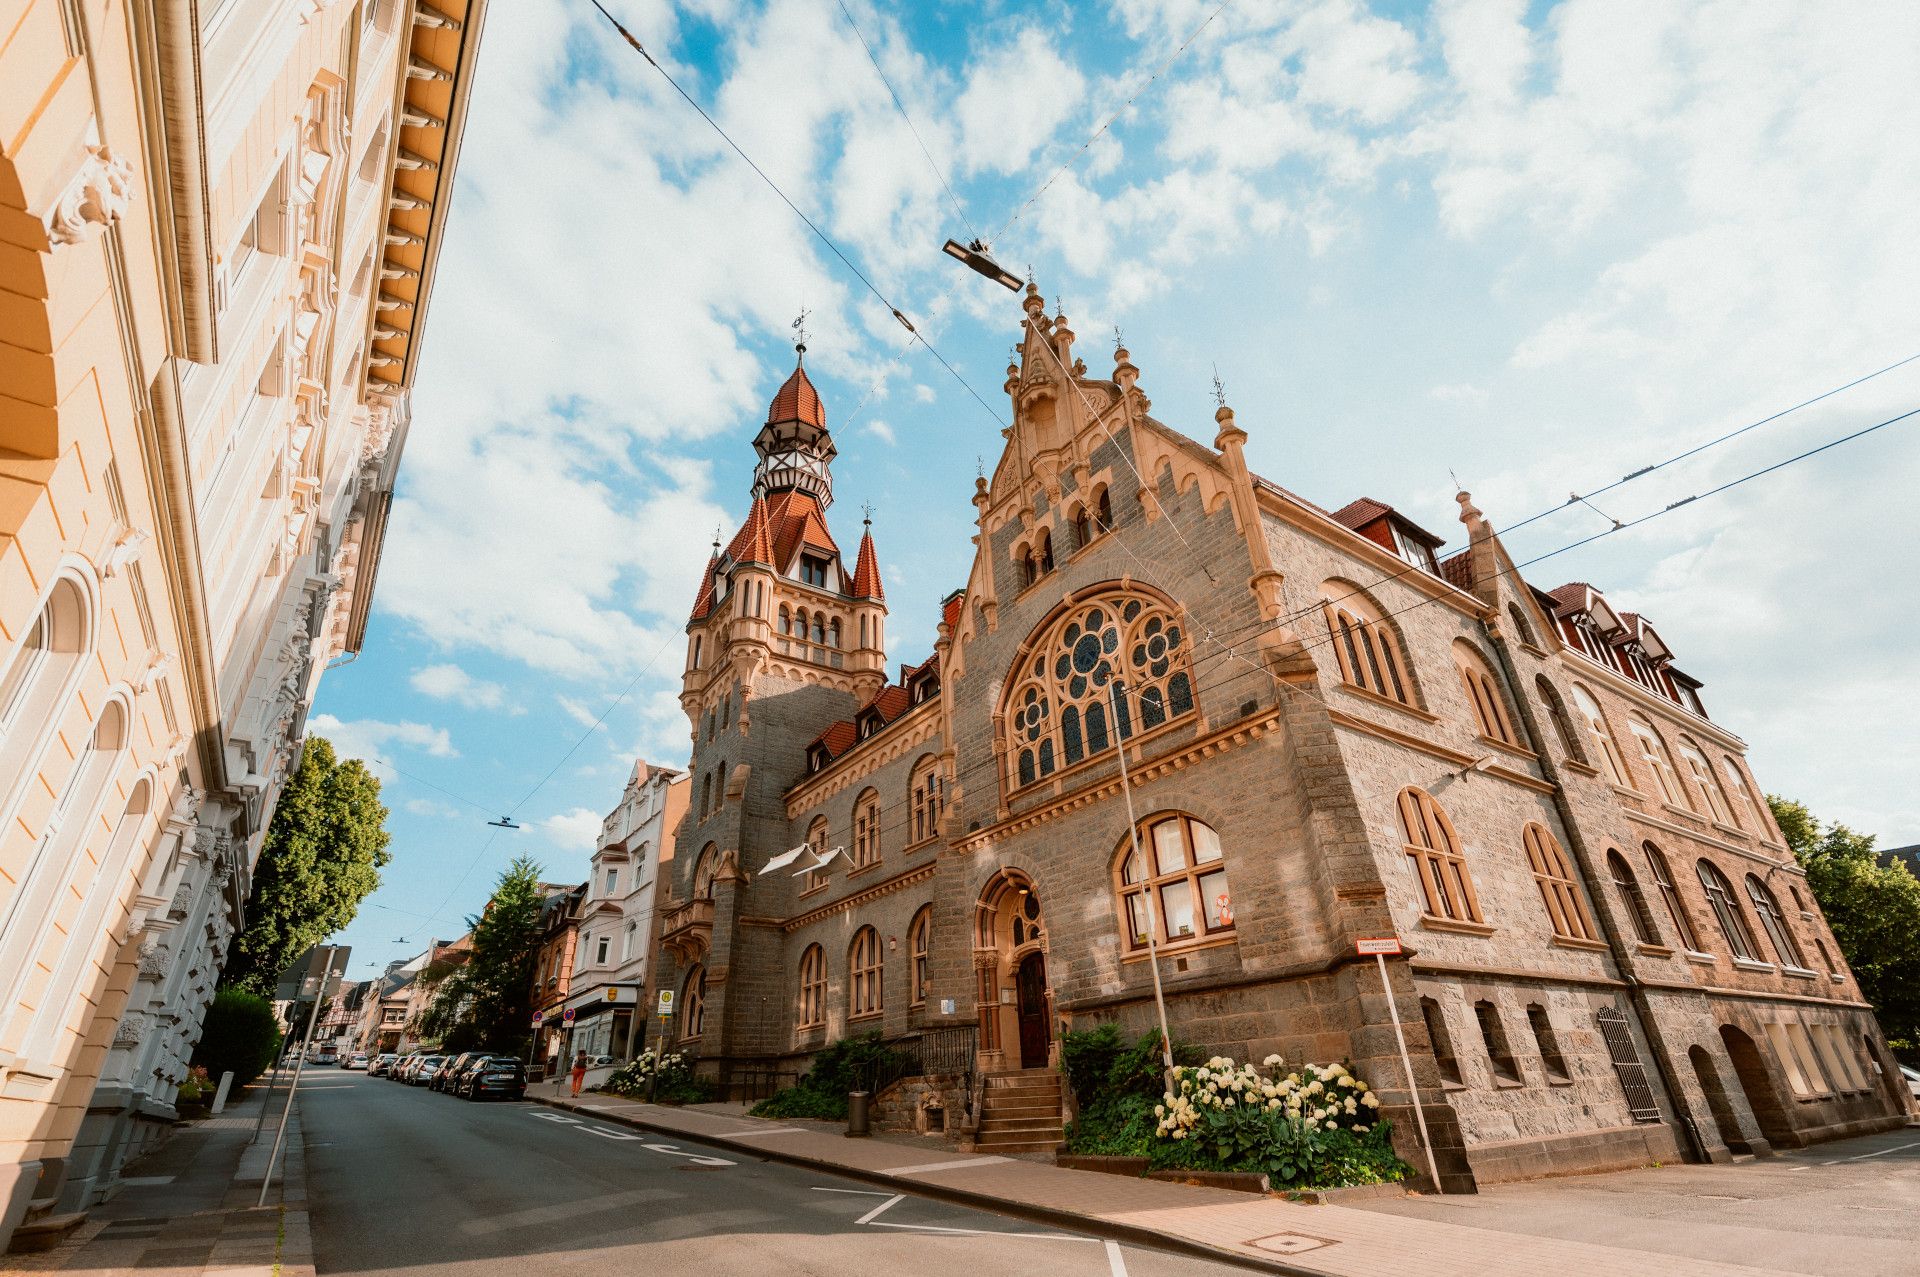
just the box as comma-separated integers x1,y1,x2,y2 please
1745,874,1805,968
1095,487,1113,531
1506,601,1538,648
1524,823,1597,942
1695,859,1759,960
1570,683,1629,786
1677,738,1732,825
797,943,826,1028
1536,676,1587,764
1020,547,1037,589
0,576,91,817
1397,787,1482,924
681,965,707,1039
1037,530,1055,575
1643,842,1701,950
794,607,809,642
1627,714,1687,806
1454,642,1519,746
1722,756,1767,834
1607,849,1660,945
828,618,841,648
692,844,719,899
908,755,944,845
1072,505,1091,550
1421,996,1462,1085
622,920,636,962
812,614,826,645
1002,587,1194,790
1322,584,1411,706
849,926,883,1018
908,905,932,1006
691,635,703,668
804,816,830,892
1115,814,1231,952
852,788,881,868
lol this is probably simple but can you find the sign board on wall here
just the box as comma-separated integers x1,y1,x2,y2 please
656,989,675,1015
1356,937,1402,956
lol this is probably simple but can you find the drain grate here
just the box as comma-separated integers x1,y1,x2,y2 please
1248,1232,1336,1256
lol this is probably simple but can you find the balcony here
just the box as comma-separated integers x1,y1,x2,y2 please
660,897,714,962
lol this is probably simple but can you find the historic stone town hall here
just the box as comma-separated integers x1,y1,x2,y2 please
651,283,1907,1189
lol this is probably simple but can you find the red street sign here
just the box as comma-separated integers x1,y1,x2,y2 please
531,1011,544,1026
1357,937,1402,956
562,1007,575,1023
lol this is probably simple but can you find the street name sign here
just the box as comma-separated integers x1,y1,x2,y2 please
1356,937,1402,956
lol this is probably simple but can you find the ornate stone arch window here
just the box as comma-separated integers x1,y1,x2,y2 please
1744,874,1805,968
1071,504,1092,551
803,816,830,893
1535,676,1587,765
797,943,826,1028
681,964,707,1039
1695,858,1759,960
1524,822,1597,942
1037,529,1055,575
1095,486,1113,531
908,904,932,1006
1721,755,1768,834
1570,683,1629,786
1321,582,1413,706
1396,787,1482,924
1113,813,1232,952
1001,585,1194,792
692,843,719,900
0,574,94,819
1607,849,1661,945
907,754,944,845
1677,736,1734,825
1454,640,1519,747
1627,713,1687,807
852,787,881,868
1643,841,1701,950
1506,601,1538,648
849,925,883,1019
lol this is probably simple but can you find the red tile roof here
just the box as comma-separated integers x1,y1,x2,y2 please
809,721,858,760
688,554,719,621
1548,582,1593,612
850,528,883,600
1438,550,1476,591
941,590,965,631
765,489,841,568
1330,497,1392,531
767,361,826,429
725,496,775,565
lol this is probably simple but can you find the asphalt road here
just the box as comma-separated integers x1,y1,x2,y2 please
298,1070,1243,1276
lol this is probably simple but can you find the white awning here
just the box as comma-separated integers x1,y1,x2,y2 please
790,845,847,876
762,844,811,873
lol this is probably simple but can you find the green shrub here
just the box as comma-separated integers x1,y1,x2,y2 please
746,1031,910,1120
1064,1093,1158,1157
600,1049,713,1103
1059,1023,1201,1110
190,990,283,1089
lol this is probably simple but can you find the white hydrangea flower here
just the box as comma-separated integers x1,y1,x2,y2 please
1362,1092,1379,1108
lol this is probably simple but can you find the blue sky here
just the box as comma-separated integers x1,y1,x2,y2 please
314,0,1920,979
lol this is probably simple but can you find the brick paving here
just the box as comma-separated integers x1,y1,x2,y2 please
533,1084,1783,1276
0,1071,315,1277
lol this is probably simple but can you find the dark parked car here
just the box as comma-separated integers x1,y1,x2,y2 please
463,1057,526,1101
433,1052,483,1092
446,1054,498,1096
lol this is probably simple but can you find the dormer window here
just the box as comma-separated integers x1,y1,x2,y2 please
808,745,829,773
1391,523,1437,574
859,713,881,740
801,556,829,589
911,676,937,705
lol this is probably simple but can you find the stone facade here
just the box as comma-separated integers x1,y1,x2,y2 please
648,285,1906,1191
0,0,487,1243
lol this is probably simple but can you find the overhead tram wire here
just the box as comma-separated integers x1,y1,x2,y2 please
585,0,1007,431
833,0,978,245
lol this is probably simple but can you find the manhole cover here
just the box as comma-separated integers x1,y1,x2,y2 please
1248,1232,1335,1256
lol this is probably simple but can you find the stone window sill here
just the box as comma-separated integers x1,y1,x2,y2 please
798,883,829,899
1635,942,1675,958
1712,821,1750,841
848,1011,883,1025
1337,681,1438,723
1780,966,1820,980
1730,957,1775,974
1544,1072,1573,1088
847,860,883,881
1609,784,1644,802
1419,915,1495,938
1829,972,1846,983
1491,1075,1525,1090
1661,802,1704,823
1562,759,1600,778
1551,934,1611,953
1439,1077,1466,1092
1121,932,1238,963
903,836,940,855
1518,642,1548,659
1683,950,1718,966
1478,734,1539,763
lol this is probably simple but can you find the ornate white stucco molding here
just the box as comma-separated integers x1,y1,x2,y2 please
45,145,134,247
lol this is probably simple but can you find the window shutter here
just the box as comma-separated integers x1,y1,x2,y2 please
1595,1006,1662,1122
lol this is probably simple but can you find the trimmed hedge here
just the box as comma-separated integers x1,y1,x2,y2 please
190,990,283,1089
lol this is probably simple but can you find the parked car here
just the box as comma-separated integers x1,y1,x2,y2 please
445,1054,497,1095
343,1053,369,1070
410,1055,446,1086
435,1052,484,1093
462,1057,526,1101
368,1053,399,1077
396,1054,426,1082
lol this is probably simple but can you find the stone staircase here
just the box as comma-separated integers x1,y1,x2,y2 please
974,1067,1064,1154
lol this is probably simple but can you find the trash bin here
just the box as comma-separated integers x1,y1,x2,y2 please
846,1090,870,1137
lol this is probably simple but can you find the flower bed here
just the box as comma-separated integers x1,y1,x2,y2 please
599,1049,713,1104
1061,1026,1406,1191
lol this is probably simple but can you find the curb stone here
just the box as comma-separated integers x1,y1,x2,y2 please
531,1094,1334,1277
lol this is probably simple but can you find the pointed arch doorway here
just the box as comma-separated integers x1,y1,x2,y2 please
975,872,1051,1071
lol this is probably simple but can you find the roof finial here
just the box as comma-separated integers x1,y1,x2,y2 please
976,455,985,480
791,306,810,360
1211,364,1227,408
711,525,722,554
1114,324,1124,354
861,499,874,528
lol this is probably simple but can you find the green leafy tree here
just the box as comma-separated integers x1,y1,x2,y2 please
190,989,283,1089
419,856,546,1054
221,737,392,996
1771,795,1920,1052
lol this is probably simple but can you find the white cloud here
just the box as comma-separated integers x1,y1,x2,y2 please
409,663,508,710
863,418,897,445
403,798,460,819
1430,382,1488,405
538,807,605,851
309,715,459,776
953,28,1087,176
555,695,605,731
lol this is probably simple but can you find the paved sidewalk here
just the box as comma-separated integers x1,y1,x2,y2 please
0,1069,316,1277
532,1088,1784,1277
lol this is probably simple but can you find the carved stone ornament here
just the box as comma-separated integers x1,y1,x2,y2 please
171,783,203,828
139,937,173,980
113,1013,146,1048
46,145,134,246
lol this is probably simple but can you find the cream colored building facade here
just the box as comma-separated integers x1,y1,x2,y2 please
0,0,485,1245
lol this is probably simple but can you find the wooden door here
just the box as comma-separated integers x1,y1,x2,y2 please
1016,952,1049,1069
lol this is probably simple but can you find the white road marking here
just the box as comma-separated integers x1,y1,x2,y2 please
889,1156,1012,1175
869,1221,1094,1242
1106,1239,1130,1275
523,1112,734,1163
1815,1138,1920,1166
580,1125,642,1141
856,1194,905,1225
811,1187,894,1196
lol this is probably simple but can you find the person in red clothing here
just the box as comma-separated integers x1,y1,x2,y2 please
570,1050,588,1096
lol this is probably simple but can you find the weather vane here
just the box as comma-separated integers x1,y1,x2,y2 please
976,455,986,480
1114,324,1125,353
1211,364,1227,408
861,499,874,527
792,306,810,354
